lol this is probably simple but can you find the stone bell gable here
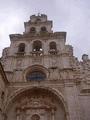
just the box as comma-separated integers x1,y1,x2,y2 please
0,14,90,120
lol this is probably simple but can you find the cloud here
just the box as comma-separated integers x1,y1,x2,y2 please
0,0,90,60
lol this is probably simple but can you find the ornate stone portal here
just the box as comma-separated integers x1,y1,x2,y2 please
16,97,55,120
7,88,66,120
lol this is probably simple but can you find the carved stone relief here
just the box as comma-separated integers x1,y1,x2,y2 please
32,56,42,64
16,59,22,69
16,95,56,120
49,68,60,80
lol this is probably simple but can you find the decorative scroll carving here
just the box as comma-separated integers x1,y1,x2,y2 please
16,97,56,110
16,59,22,69
16,95,56,120
32,56,42,64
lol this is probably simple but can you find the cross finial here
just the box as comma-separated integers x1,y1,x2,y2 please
38,13,40,16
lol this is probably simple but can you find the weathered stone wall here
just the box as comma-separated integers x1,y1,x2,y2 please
0,62,8,120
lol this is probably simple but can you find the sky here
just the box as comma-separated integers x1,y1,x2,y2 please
0,0,90,60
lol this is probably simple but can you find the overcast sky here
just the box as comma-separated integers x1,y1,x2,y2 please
0,0,90,60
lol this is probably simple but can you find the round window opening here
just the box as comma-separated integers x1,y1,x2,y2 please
26,70,46,81
31,114,40,120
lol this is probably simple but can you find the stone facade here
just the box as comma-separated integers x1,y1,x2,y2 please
0,14,90,120
0,62,8,120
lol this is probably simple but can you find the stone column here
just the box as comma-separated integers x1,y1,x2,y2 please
0,109,2,120
51,109,55,120
16,109,21,120
3,113,7,120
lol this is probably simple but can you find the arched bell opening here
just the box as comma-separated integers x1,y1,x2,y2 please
33,40,42,52
18,43,25,53
41,26,47,32
49,42,57,55
30,27,36,33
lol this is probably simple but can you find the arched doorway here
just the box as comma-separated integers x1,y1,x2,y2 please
5,87,69,120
